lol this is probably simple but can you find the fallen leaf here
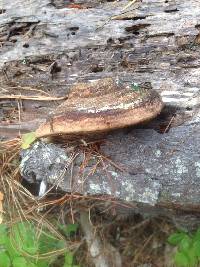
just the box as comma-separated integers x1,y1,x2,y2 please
21,132,36,149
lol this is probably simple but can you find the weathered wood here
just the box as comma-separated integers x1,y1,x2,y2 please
20,118,200,229
0,0,200,114
1,0,200,226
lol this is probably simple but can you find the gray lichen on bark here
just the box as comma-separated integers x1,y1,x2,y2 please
20,121,200,211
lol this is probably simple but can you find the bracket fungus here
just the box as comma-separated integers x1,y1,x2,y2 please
35,78,163,139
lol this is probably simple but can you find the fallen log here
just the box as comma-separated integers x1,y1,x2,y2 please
1,0,200,228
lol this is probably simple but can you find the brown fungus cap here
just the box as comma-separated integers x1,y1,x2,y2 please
35,78,163,138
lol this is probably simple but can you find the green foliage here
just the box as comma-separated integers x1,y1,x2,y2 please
131,83,140,92
0,222,80,267
168,228,200,267
21,132,36,149
58,223,78,237
63,252,80,267
0,251,11,267
12,257,27,267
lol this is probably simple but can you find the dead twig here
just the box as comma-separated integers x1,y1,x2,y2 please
1,85,52,96
0,94,67,101
164,116,175,133
132,234,154,265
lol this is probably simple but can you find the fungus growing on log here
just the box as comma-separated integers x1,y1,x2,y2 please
35,78,163,138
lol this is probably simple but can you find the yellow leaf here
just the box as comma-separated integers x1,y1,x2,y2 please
21,132,36,149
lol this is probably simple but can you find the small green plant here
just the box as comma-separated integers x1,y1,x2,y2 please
131,83,140,92
168,228,200,267
0,221,80,267
21,132,36,149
